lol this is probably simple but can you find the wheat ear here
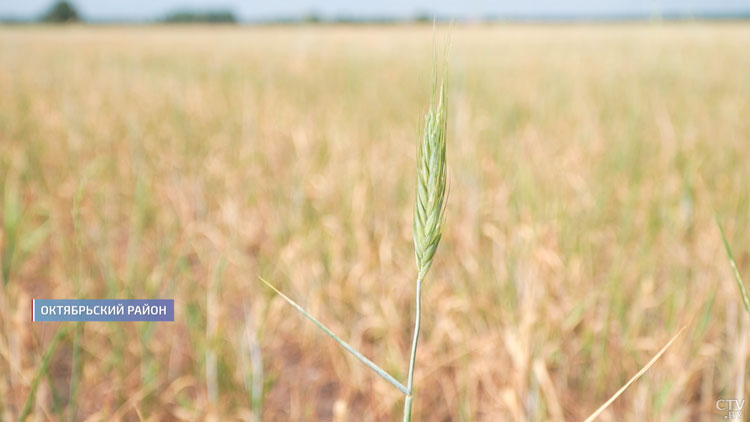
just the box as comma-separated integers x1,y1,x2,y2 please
259,53,449,422
403,58,449,422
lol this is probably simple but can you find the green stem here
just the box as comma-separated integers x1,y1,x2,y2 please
404,396,414,421
403,273,424,422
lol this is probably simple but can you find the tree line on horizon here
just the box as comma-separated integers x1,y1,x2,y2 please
14,1,426,25
26,1,239,24
6,0,750,24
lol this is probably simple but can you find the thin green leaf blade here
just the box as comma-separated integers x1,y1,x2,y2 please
20,326,71,421
258,276,408,395
716,217,750,315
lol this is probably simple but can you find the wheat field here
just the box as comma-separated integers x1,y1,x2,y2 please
1,23,749,421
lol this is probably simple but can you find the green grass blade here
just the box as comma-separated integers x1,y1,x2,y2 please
68,322,83,422
20,325,71,421
716,217,750,315
258,276,408,395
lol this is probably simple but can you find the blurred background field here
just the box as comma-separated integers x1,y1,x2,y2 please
0,23,749,421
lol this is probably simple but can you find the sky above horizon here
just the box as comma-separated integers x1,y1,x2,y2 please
2,0,750,21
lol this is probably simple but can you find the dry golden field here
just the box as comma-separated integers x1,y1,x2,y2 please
1,23,750,421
